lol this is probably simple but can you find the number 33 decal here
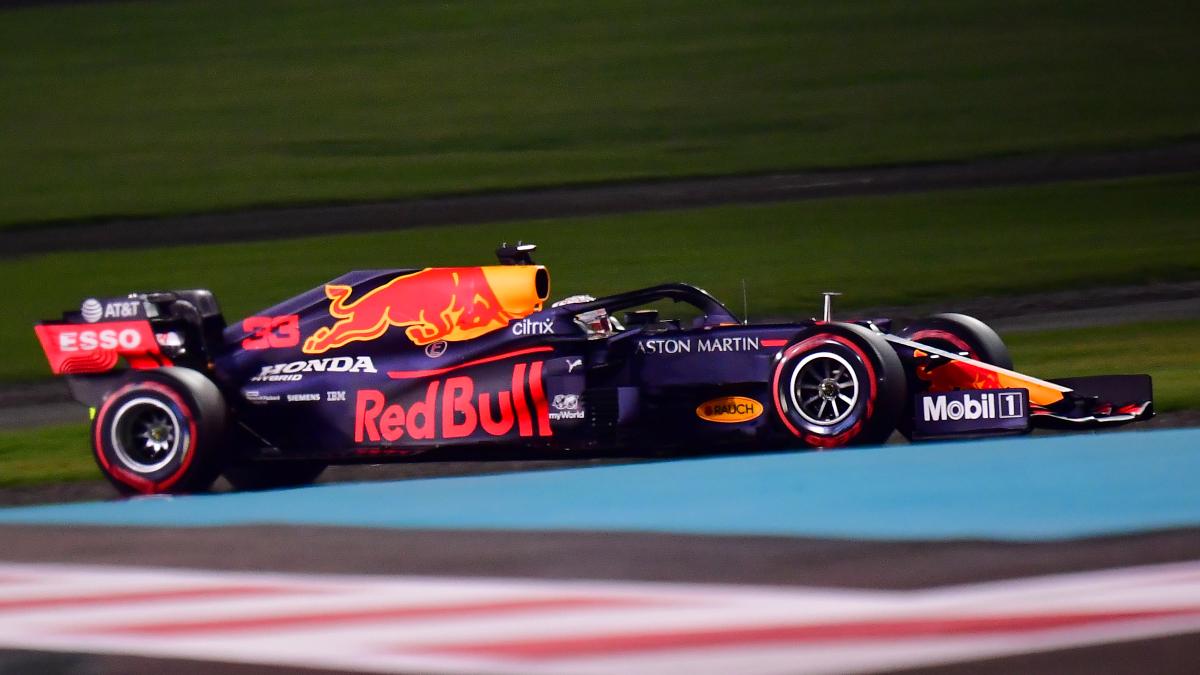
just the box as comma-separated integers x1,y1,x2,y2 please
242,315,300,350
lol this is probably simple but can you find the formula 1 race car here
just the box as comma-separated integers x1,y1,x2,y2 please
35,244,1154,495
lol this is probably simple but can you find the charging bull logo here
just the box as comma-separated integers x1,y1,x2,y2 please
303,266,547,354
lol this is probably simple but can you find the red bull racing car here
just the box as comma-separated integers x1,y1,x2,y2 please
35,244,1154,495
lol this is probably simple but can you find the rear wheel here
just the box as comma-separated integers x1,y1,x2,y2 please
772,324,906,448
91,368,227,495
896,313,1012,439
223,461,327,491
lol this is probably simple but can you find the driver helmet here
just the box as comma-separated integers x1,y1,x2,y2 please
551,295,621,337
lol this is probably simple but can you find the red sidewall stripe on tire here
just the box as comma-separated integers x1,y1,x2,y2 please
93,381,199,494
905,329,977,360
771,334,878,448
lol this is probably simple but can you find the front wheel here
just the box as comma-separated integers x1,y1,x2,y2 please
896,313,1012,440
897,313,1011,369
772,324,906,448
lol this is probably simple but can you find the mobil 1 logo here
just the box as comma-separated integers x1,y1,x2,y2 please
913,388,1029,438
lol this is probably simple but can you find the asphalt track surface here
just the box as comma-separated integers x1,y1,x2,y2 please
5,430,1199,539
3,141,1200,257
1,431,1199,673
0,533,1198,675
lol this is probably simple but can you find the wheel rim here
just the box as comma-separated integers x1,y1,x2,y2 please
788,351,859,426
110,397,186,473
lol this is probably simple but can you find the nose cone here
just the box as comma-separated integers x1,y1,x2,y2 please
480,265,551,317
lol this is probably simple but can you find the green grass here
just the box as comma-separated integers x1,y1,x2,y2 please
1,0,1197,227
0,423,93,486
1008,320,1200,414
2,318,1195,487
5,173,1198,381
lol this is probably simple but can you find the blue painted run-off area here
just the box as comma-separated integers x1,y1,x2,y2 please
1,429,1198,541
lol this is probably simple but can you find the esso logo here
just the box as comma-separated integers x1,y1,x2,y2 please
58,328,143,352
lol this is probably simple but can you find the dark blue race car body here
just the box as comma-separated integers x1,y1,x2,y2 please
35,245,1154,494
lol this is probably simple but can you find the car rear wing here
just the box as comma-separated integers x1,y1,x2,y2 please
34,291,226,376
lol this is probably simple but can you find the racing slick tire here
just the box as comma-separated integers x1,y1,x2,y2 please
223,461,327,491
91,367,228,495
895,312,1013,440
898,312,1012,369
772,323,906,448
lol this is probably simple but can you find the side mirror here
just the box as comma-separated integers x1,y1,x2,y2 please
496,242,537,265
624,309,659,326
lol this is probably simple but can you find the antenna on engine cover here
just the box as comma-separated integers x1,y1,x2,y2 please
496,241,537,265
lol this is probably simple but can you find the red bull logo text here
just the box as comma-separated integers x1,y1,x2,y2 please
354,362,552,443
303,266,548,354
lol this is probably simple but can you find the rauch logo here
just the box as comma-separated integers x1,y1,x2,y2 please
696,396,763,423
